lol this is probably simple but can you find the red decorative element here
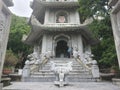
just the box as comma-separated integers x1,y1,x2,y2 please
58,16,65,23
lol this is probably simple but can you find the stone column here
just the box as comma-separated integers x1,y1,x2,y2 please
77,35,83,54
71,34,78,49
44,9,49,24
41,34,47,54
109,0,120,68
0,0,13,89
75,11,80,24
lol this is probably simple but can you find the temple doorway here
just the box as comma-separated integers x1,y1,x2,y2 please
56,40,68,58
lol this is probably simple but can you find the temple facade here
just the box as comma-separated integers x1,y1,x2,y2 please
0,0,13,88
22,0,100,83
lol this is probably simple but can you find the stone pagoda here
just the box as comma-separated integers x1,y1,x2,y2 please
22,0,100,83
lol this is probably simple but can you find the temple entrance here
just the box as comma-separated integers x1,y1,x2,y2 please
56,40,68,58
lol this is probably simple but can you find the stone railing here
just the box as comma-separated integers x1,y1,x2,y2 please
22,51,51,77
73,50,100,78
22,59,40,77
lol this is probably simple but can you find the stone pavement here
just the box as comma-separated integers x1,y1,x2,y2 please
3,82,120,90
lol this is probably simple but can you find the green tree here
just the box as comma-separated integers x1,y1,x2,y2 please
4,50,18,68
78,0,118,68
89,16,117,68
78,0,109,23
7,15,32,68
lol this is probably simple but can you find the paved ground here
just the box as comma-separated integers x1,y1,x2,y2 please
3,82,120,90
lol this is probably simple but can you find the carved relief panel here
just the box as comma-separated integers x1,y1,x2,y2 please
0,11,7,42
0,10,7,63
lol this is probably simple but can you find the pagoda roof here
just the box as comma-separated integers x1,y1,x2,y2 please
31,0,79,17
31,0,79,9
23,16,99,45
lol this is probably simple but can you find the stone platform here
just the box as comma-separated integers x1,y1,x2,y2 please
3,82,120,90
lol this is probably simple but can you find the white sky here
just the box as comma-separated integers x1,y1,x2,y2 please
9,0,33,17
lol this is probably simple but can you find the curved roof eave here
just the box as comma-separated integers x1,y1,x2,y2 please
25,15,99,45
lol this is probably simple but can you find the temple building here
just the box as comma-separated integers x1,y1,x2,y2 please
22,0,100,83
0,0,13,89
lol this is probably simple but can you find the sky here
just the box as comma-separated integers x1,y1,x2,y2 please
9,0,33,17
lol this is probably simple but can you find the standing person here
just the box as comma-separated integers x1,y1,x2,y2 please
67,47,72,58
71,47,73,58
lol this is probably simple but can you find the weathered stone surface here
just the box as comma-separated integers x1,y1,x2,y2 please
0,83,3,90
3,82,120,90
0,0,13,89
109,0,120,68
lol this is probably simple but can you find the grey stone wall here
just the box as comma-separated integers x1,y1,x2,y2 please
109,0,120,68
0,0,13,88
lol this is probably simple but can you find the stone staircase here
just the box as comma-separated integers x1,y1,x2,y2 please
23,58,98,82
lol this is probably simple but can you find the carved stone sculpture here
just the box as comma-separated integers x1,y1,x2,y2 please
50,61,72,87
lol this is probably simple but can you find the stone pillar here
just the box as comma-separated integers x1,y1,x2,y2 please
44,9,49,24
77,35,83,54
71,34,78,49
0,0,13,89
91,60,100,78
75,11,80,24
41,34,47,54
22,60,30,78
109,0,120,68
86,45,91,54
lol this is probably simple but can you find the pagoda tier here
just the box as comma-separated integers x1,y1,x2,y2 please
23,16,99,45
30,0,79,24
31,0,79,9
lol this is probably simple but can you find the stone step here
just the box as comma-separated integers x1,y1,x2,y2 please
35,69,90,74
65,76,97,82
67,74,92,77
42,65,83,68
45,62,80,66
22,76,56,82
70,70,90,73
41,66,86,71
50,58,74,60
31,71,91,77
23,75,95,82
32,71,90,75
32,72,55,77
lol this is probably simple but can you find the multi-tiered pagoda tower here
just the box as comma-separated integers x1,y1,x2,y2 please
22,0,100,82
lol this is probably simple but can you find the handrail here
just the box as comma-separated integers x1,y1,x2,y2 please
39,57,49,70
75,56,92,74
30,64,39,73
77,57,91,69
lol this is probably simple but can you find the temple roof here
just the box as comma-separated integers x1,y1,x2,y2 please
31,0,79,9
31,0,79,17
23,16,99,45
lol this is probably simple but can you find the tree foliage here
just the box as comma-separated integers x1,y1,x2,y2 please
78,0,109,23
7,15,32,68
4,50,18,68
78,0,118,68
89,16,117,68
